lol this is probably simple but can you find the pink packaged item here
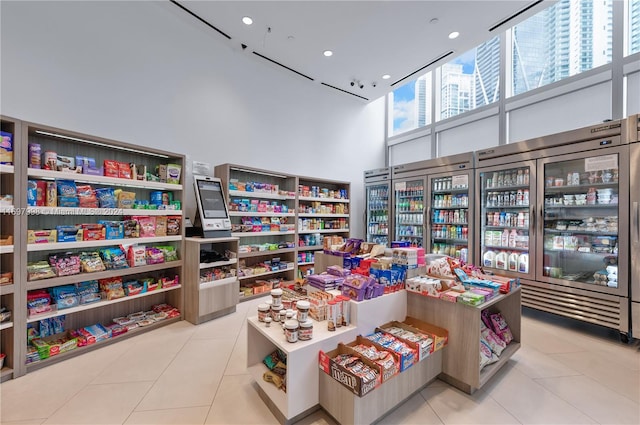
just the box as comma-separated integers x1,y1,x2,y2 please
135,216,156,238
480,322,506,355
481,309,494,331
490,312,514,344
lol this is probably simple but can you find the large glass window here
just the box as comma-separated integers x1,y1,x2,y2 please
630,0,640,55
390,72,431,137
439,37,500,121
512,0,613,97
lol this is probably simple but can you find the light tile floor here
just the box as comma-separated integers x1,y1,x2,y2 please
1,297,639,425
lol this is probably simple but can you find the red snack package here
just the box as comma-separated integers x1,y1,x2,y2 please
118,162,132,179
77,185,99,208
104,160,119,178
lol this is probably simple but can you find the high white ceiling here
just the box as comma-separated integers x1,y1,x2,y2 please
176,0,552,102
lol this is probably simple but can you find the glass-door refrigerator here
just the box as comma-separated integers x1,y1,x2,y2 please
364,167,391,246
627,114,640,338
537,148,628,301
392,177,425,247
425,156,475,262
476,161,537,280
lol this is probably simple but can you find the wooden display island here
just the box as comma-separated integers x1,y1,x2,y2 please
407,288,521,394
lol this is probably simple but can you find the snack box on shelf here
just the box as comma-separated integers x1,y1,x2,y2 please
458,291,486,306
56,225,83,243
27,229,57,244
318,344,382,397
392,247,419,268
391,241,411,248
475,273,520,293
369,266,406,294
453,268,502,295
345,335,401,382
100,221,124,240
405,276,442,297
0,235,13,246
366,330,415,372
439,290,462,303
82,223,105,241
401,317,449,353
39,330,79,358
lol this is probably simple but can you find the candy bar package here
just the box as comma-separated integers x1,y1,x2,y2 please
166,216,181,235
27,180,37,206
155,216,167,236
128,245,147,267
104,160,119,178
124,280,145,296
27,290,52,315
123,220,139,238
75,281,101,305
145,246,165,264
82,223,105,241
99,277,125,300
118,161,132,179
490,312,514,344
99,220,124,240
51,285,79,310
480,321,506,356
117,191,136,209
95,187,117,208
80,251,106,273
135,216,156,238
155,245,178,262
99,247,128,270
77,185,98,208
27,261,57,281
48,252,81,276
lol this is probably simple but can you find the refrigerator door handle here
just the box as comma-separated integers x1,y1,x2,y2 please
634,202,639,243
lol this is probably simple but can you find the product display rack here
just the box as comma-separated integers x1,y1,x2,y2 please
11,121,186,378
184,237,239,324
296,175,350,278
364,167,391,246
215,164,298,301
0,115,23,381
406,288,521,394
215,164,351,293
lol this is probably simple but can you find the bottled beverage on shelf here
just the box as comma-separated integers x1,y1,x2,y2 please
501,229,509,247
524,169,530,185
509,229,518,248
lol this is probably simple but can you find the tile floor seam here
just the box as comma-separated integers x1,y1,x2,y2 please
482,389,526,425
544,354,640,405
127,344,186,415
419,388,446,425
532,374,640,407
531,376,610,425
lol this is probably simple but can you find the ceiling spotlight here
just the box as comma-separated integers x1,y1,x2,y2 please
359,82,364,89
430,18,439,24
323,50,333,57
382,74,391,80
287,35,295,40
350,80,355,87
448,31,460,39
242,16,253,25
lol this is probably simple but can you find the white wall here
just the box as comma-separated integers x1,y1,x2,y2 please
437,114,499,156
0,1,386,238
627,71,640,116
389,134,431,166
507,79,612,143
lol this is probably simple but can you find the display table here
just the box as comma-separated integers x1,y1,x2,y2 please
247,317,358,424
246,290,407,424
406,288,521,394
319,349,443,425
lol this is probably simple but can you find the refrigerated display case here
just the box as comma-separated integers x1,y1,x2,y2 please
427,167,474,262
364,168,391,246
475,120,629,339
626,114,640,338
392,154,474,252
392,177,425,247
476,162,536,281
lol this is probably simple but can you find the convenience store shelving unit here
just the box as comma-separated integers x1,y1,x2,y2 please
215,164,298,301
215,165,351,297
0,115,23,381
6,120,186,378
184,236,239,324
296,176,350,280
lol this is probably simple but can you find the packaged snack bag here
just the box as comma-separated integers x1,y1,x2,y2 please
480,322,506,356
490,312,514,344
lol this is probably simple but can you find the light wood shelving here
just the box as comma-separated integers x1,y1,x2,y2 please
8,119,186,379
184,237,239,324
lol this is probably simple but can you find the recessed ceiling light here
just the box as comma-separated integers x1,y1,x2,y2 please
430,18,439,24
287,35,295,40
323,50,333,57
382,74,391,80
448,31,460,39
242,16,253,25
